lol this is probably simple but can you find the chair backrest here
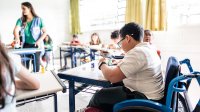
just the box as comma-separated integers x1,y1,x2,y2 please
162,56,180,106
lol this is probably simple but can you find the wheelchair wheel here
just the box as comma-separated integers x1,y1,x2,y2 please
176,93,188,112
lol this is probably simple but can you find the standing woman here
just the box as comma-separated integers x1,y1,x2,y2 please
13,2,47,72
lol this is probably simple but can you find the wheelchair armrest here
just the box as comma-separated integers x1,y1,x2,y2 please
192,71,200,75
113,99,172,112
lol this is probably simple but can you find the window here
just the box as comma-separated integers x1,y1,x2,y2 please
167,0,200,28
79,0,126,32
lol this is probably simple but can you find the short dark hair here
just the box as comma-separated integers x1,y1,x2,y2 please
111,30,119,39
73,34,78,38
120,22,144,41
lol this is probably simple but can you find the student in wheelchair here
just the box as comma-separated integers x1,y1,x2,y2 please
84,22,164,112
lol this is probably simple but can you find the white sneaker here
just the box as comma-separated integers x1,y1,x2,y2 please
76,108,86,112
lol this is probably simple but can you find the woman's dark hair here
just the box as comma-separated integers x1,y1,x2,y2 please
111,30,120,39
0,43,15,109
120,22,144,41
21,2,38,23
43,35,52,44
90,33,101,45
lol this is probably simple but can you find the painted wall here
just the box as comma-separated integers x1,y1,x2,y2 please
153,25,200,71
0,0,70,50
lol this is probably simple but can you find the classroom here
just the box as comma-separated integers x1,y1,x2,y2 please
0,0,199,112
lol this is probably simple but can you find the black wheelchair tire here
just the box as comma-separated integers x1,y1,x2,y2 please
176,93,189,112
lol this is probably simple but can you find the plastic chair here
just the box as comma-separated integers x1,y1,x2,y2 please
21,56,32,67
114,56,180,112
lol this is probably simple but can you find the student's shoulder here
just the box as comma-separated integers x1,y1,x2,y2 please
17,18,22,21
16,18,23,25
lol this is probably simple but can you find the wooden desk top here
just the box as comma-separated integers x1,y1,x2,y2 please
16,71,64,101
59,60,106,81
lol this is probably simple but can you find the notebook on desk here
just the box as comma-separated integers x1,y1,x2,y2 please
112,55,124,59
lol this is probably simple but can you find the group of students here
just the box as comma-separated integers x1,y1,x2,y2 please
61,32,102,69
62,28,159,69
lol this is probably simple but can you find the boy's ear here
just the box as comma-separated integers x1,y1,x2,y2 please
125,35,131,42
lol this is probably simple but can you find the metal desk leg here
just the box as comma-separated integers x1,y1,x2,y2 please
90,50,96,61
54,93,58,112
33,53,36,72
74,48,77,67
60,47,62,69
23,54,27,67
70,47,74,68
69,80,75,112
90,49,93,61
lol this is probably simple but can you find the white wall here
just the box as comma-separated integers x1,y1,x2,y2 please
78,29,115,45
153,25,200,71
0,0,70,51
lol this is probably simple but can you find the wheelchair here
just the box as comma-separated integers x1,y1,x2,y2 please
113,57,200,112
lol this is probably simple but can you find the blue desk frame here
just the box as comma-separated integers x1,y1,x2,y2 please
59,46,95,68
9,48,42,72
58,72,110,112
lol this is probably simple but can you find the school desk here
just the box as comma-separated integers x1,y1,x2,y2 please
16,71,66,112
58,60,110,112
9,48,42,72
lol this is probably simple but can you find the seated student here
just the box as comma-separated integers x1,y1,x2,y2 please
70,34,85,56
100,29,125,68
41,35,53,70
89,33,101,46
84,22,164,112
108,30,121,49
0,42,40,112
70,34,82,46
89,33,102,60
143,29,161,58
62,34,83,69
